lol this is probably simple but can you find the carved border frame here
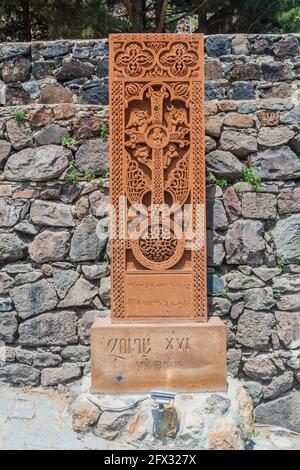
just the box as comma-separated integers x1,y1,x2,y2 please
109,34,207,322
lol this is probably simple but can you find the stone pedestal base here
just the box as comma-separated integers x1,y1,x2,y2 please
91,317,227,393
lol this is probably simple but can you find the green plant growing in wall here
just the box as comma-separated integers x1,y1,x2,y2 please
100,123,108,140
69,169,79,184
234,186,241,195
207,171,228,189
69,159,76,167
85,170,96,182
98,170,110,189
277,259,286,272
13,108,26,125
102,252,110,263
79,97,87,105
242,167,262,193
61,136,75,147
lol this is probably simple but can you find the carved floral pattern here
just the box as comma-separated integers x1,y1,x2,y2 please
159,42,199,77
115,41,154,78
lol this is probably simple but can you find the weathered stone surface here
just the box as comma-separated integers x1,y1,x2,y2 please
35,124,68,146
278,188,300,214
58,277,98,308
205,83,225,101
42,41,70,58
273,214,300,263
0,199,26,228
30,201,74,227
0,311,18,343
253,267,281,282
89,191,109,219
244,356,277,381
0,140,11,169
71,397,101,432
263,371,294,401
95,409,135,441
0,44,30,61
273,36,299,57
19,311,77,346
225,220,265,265
244,287,275,311
28,107,53,127
206,199,228,231
70,216,107,262
15,271,42,286
273,274,300,293
256,110,279,127
228,63,260,81
205,59,223,80
205,116,223,138
206,150,245,181
54,58,94,82
207,230,225,266
40,84,74,104
4,145,71,181
41,363,81,387
242,381,262,406
277,295,300,312
2,57,31,83
205,36,231,57
15,220,38,236
15,348,34,365
0,364,40,386
226,273,264,290
78,310,107,345
230,302,244,320
223,187,241,222
75,197,90,219
258,127,294,147
82,263,109,280
220,130,257,158
32,61,54,79
0,273,14,295
52,268,79,299
237,310,275,349
0,233,27,262
290,132,300,153
242,193,277,220
255,393,300,432
205,136,217,153
6,120,33,150
261,62,293,81
228,82,255,100
208,297,231,316
232,35,250,55
99,276,111,307
223,113,254,128
208,419,240,450
29,230,70,263
11,279,58,320
0,295,13,312
227,349,242,377
61,345,90,362
276,312,300,349
33,352,62,368
75,139,109,175
250,146,300,181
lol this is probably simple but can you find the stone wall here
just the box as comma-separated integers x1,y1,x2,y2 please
0,34,299,433
0,34,300,107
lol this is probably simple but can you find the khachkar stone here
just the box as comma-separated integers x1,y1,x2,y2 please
91,34,226,392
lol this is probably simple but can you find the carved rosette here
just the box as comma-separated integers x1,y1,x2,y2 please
110,34,206,321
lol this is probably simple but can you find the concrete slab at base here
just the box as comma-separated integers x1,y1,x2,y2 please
91,317,227,393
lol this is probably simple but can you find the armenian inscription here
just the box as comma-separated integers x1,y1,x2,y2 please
109,34,207,321
91,318,227,392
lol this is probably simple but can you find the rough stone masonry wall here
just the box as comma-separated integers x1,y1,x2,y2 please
0,34,300,433
0,34,300,106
